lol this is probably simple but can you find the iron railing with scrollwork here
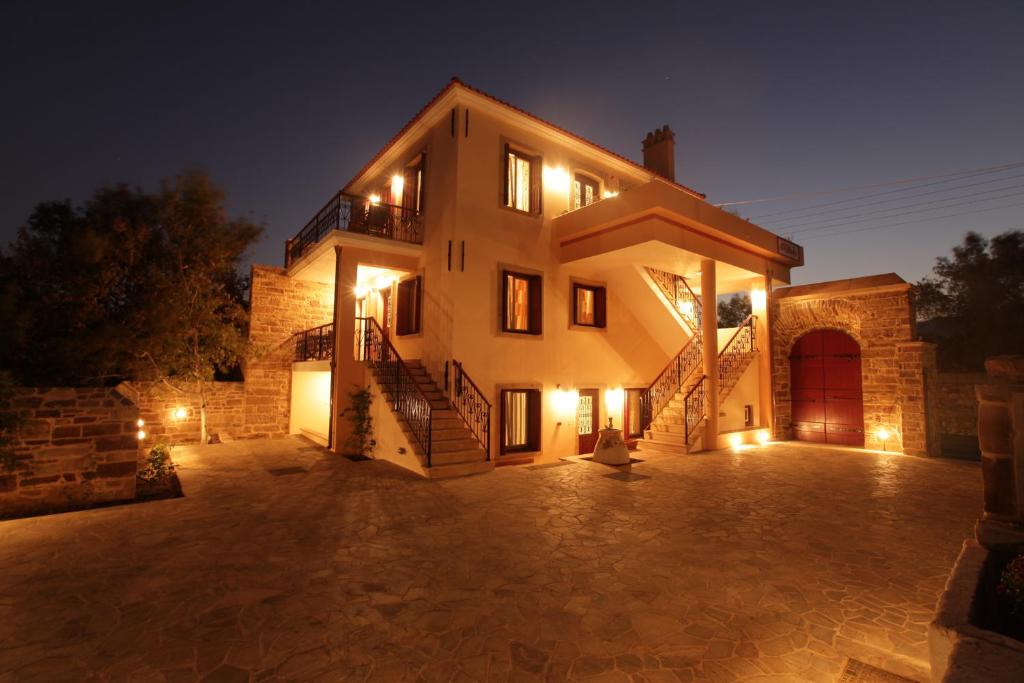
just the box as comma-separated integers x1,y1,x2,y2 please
640,332,703,431
719,314,757,391
683,376,707,445
294,322,335,362
645,267,702,333
285,191,424,267
355,316,433,466
450,359,491,461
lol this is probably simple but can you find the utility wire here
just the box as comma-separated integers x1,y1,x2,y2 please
754,170,1024,225
797,202,1024,241
716,161,1024,208
785,184,1024,234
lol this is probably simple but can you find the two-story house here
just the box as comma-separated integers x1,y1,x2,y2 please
244,77,939,478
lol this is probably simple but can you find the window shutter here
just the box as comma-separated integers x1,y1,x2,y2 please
402,163,418,212
527,390,541,451
571,284,580,325
528,275,542,334
501,271,510,332
502,144,510,207
418,154,426,212
530,154,542,214
396,279,412,335
595,287,607,328
499,390,508,455
412,276,422,334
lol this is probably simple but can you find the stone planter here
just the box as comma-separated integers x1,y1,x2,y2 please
929,540,1024,681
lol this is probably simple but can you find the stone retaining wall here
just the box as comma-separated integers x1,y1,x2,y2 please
935,372,984,436
122,381,247,446
0,386,139,517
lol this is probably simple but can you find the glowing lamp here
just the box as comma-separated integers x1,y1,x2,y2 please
354,285,369,298
172,407,187,421
136,418,145,428
136,430,146,441
602,190,619,199
876,427,891,441
756,430,770,445
542,166,570,193
375,275,396,290
751,288,767,309
728,433,743,449
368,193,382,205
552,387,579,419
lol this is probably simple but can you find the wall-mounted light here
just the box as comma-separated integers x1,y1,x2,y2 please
876,427,893,452
136,418,145,428
374,275,396,290
751,288,767,309
604,387,624,429
172,407,187,421
542,166,571,194
728,433,743,450
552,386,579,425
368,193,382,205
756,429,770,445
354,285,369,299
137,429,146,441
602,190,619,199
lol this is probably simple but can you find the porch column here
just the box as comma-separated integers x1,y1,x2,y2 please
330,246,362,453
701,259,719,448
752,274,774,433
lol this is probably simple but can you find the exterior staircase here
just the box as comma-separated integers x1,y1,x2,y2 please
372,360,491,479
635,267,759,455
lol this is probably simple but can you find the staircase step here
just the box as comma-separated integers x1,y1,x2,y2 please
433,437,482,453
424,458,492,479
645,429,688,444
636,439,685,455
432,428,474,442
428,448,486,466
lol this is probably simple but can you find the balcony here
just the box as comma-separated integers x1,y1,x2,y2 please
285,192,424,268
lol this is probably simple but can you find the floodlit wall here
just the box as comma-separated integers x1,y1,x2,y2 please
289,363,331,445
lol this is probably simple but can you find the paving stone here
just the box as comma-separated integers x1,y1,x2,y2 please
0,436,979,681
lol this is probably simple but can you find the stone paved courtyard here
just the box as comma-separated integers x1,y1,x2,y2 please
0,438,980,682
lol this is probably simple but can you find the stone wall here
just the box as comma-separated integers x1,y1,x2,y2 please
771,274,939,455
245,266,334,439
123,381,247,446
0,387,139,517
935,372,984,436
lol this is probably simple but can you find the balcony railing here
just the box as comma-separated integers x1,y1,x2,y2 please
645,267,702,333
294,323,334,362
719,314,757,389
285,192,424,267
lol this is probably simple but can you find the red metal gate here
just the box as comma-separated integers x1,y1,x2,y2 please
790,330,864,446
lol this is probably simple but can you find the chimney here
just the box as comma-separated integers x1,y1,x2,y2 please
642,125,676,182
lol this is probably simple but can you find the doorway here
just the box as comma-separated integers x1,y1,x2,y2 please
790,329,864,446
577,388,600,454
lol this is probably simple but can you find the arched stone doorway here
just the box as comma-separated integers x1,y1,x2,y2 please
789,329,864,446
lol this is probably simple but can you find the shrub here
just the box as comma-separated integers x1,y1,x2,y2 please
997,553,1024,614
138,443,176,482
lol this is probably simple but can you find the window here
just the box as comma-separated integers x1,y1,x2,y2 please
573,173,599,210
500,388,541,454
395,276,421,336
624,389,645,438
572,283,606,328
504,145,541,213
502,270,542,334
403,155,425,213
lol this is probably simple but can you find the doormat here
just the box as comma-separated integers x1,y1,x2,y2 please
603,471,651,482
267,466,308,476
839,659,916,682
526,461,575,470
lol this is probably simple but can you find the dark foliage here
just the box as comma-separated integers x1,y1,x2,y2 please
0,171,263,386
915,231,1024,370
717,293,751,328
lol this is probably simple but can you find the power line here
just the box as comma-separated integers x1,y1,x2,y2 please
797,202,1024,241
715,161,1024,208
786,184,1024,234
754,170,1024,225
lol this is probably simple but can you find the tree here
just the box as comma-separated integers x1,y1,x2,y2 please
0,171,263,442
915,230,1024,370
717,293,751,328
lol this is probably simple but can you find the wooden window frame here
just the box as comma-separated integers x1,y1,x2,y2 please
502,143,542,215
499,387,541,455
395,275,422,336
501,269,543,335
402,153,426,215
571,282,606,329
572,172,600,211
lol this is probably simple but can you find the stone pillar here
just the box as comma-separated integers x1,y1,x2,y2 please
897,341,939,456
330,246,362,453
701,260,719,448
975,356,1024,546
752,275,773,432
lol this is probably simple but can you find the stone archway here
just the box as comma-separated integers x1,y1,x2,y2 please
789,329,864,446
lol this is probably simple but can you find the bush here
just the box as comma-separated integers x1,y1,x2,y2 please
998,553,1024,614
138,443,176,482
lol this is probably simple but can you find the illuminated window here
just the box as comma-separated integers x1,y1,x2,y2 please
573,174,599,210
572,283,606,328
504,145,541,213
500,388,540,453
502,270,542,334
623,388,644,438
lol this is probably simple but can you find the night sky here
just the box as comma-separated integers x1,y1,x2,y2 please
2,0,1022,285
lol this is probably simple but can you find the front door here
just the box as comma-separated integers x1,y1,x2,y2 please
577,388,600,454
790,329,864,446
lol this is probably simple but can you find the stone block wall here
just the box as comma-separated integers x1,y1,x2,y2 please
0,387,139,517
122,381,247,446
772,275,939,455
245,265,334,439
935,372,984,436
